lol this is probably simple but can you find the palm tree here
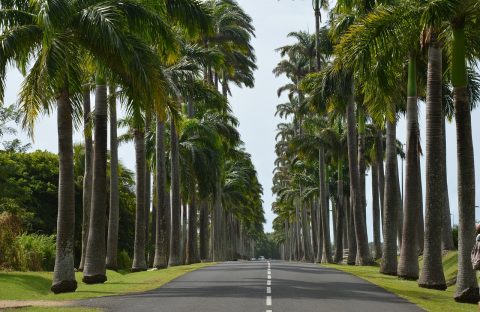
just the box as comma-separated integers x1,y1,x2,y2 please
83,77,109,283
397,55,422,279
106,85,119,270
153,116,170,269
370,143,382,260
440,117,455,251
345,77,371,266
418,33,447,290
79,86,93,272
132,122,148,271
449,0,480,302
169,113,182,266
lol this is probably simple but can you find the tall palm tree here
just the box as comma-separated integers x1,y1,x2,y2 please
398,57,421,279
83,77,109,283
79,87,93,272
106,85,119,270
370,145,382,260
169,113,182,266
418,32,447,290
449,0,480,302
153,116,170,268
132,122,148,271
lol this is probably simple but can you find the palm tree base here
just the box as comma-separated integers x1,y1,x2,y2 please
397,274,418,281
131,267,148,273
454,287,480,304
418,282,447,291
51,280,78,294
106,265,118,271
379,270,397,276
356,259,375,266
82,274,107,284
153,264,168,270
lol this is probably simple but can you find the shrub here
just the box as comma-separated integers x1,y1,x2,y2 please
117,250,132,270
0,212,23,270
0,212,56,271
15,233,56,271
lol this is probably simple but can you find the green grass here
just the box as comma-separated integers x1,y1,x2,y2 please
0,262,215,301
323,252,477,312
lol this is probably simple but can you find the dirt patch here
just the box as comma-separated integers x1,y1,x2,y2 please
0,300,74,309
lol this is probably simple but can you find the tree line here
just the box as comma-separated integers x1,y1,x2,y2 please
272,0,480,304
0,0,265,294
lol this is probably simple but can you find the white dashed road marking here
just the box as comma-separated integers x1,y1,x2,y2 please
266,261,272,311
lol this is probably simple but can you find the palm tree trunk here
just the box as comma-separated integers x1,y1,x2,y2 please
311,200,318,260
358,106,367,228
132,128,147,271
79,89,92,272
106,85,119,270
199,200,209,261
187,182,198,264
315,198,323,262
181,202,188,264
416,157,424,256
375,130,385,225
83,81,108,284
169,117,182,266
303,201,314,262
295,202,302,260
398,58,420,279
51,89,77,294
150,175,157,267
343,196,348,253
153,119,169,269
380,119,398,276
332,201,337,251
451,24,479,303
346,194,356,265
334,163,344,263
346,77,371,265
440,117,455,251
371,160,382,260
418,40,447,290
145,168,151,266
320,147,332,263
397,164,404,251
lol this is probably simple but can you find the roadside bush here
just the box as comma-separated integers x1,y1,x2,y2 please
15,233,56,271
0,212,56,271
0,212,23,270
118,250,132,270
452,225,458,249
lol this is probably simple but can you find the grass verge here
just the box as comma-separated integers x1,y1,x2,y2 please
323,252,477,312
5,308,99,312
0,262,215,301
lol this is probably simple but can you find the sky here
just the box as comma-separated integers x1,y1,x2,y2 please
3,0,480,238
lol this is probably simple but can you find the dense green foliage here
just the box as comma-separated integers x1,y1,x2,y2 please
254,233,281,259
0,147,136,270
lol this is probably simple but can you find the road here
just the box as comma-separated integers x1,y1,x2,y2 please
80,261,422,312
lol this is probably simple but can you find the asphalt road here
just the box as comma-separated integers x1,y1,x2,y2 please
80,261,422,312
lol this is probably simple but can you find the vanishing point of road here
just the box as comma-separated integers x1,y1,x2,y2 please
80,261,422,312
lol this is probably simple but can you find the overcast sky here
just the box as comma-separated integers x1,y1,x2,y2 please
3,0,480,238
